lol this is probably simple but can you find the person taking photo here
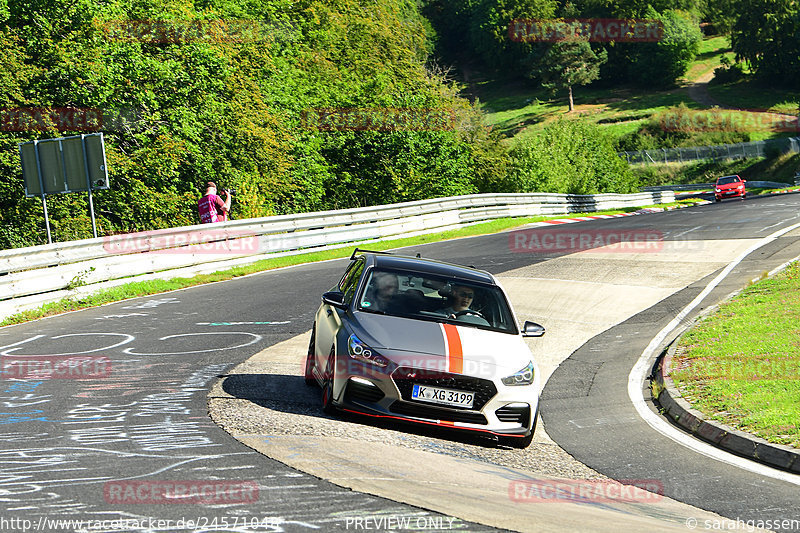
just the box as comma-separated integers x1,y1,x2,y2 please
198,181,231,224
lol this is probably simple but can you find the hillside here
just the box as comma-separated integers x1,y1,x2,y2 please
2,0,798,249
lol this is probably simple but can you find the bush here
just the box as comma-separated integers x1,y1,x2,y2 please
603,8,702,88
508,117,637,194
711,59,747,84
616,103,751,151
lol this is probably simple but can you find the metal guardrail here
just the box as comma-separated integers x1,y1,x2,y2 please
620,137,800,165
641,180,791,192
0,191,674,320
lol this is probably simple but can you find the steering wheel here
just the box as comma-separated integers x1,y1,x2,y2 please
453,309,485,319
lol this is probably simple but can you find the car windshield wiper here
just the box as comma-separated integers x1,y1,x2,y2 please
359,308,387,315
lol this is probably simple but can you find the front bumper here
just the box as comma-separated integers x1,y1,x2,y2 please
334,363,539,438
715,188,745,199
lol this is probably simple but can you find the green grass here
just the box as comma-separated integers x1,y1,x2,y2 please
475,36,734,145
670,262,800,448
0,201,702,327
479,81,695,144
707,79,799,114
683,35,734,82
475,35,794,147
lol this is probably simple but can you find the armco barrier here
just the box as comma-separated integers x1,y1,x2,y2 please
0,191,673,321
641,180,790,192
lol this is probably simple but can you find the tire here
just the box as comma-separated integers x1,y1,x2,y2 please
715,197,721,202
304,327,317,387
321,347,337,415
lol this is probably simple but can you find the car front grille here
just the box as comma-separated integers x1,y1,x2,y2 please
344,379,385,404
391,367,497,410
389,401,488,425
495,404,530,427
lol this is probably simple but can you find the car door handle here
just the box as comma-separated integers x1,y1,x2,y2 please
326,309,333,317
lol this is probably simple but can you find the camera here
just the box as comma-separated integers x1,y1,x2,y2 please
222,188,237,195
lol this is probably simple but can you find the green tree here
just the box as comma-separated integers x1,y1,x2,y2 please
613,7,702,88
422,0,557,70
531,39,607,111
731,0,800,86
570,0,703,18
703,0,738,34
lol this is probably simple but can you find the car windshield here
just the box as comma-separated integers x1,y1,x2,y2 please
357,268,518,334
717,176,741,185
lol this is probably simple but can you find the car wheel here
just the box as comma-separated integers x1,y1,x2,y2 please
715,197,721,202
304,327,317,387
321,347,337,415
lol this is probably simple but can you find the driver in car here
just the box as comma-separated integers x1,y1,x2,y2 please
438,285,477,319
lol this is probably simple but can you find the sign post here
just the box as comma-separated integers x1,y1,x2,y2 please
19,133,109,243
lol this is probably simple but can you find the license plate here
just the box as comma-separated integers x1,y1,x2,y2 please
411,384,474,408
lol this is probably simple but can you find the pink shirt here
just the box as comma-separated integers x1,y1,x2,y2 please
198,194,226,223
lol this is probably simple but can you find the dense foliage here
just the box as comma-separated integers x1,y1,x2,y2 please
616,103,751,151
0,0,511,247
731,0,800,86
6,0,773,249
509,118,637,194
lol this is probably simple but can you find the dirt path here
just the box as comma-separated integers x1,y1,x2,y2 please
685,69,734,109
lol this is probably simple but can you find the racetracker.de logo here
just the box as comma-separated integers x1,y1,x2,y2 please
659,109,800,133
509,228,664,253
0,107,103,132
508,18,663,43
509,479,664,503
104,480,259,504
1,356,111,380
103,229,261,255
301,107,456,132
687,357,800,381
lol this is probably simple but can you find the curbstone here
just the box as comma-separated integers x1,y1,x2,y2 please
653,331,800,473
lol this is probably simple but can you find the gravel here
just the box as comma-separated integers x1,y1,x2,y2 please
208,358,606,481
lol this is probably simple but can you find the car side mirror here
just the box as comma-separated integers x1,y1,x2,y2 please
322,291,347,309
522,321,545,337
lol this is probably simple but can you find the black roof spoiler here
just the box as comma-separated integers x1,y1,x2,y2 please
350,248,394,260
350,248,425,260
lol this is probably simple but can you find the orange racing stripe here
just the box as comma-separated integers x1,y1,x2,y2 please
442,323,463,374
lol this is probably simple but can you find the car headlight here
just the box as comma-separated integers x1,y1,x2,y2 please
502,361,535,386
347,334,389,368
715,188,721,192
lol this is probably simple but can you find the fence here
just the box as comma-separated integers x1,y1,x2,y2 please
0,190,674,321
620,137,800,165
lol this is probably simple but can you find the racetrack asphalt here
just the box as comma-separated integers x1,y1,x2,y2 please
1,192,798,532
210,192,800,531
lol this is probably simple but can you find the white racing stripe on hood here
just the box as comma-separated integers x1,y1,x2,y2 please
448,326,533,378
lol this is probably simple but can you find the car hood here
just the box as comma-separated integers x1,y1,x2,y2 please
717,182,742,189
350,312,534,376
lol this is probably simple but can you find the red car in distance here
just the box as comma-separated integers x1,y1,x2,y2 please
714,175,746,202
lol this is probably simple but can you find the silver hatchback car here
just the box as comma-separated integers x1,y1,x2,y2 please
305,249,545,448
